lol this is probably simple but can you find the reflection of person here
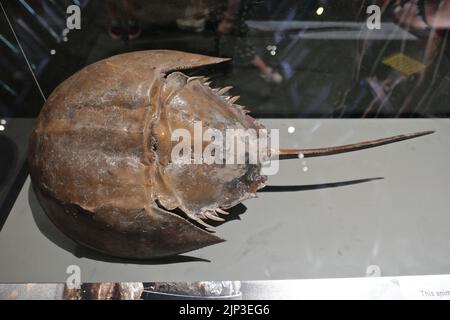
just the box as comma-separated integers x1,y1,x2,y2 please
377,1,449,115
106,0,141,40
392,0,450,60
391,0,450,114
217,0,283,84
389,0,450,34
340,0,449,117
424,0,450,29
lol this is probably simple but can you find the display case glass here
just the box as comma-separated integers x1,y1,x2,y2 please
0,0,449,299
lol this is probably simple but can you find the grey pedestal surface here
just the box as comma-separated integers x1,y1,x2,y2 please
0,119,449,283
0,119,35,227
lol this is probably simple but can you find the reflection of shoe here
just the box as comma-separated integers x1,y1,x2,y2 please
108,21,123,39
128,20,141,40
261,68,283,84
176,17,205,32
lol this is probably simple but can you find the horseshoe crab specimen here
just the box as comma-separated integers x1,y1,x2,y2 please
28,50,433,259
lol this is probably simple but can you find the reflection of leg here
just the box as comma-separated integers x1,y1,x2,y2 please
251,55,271,75
225,0,241,17
124,0,136,20
393,1,428,30
106,0,123,39
123,0,141,40
106,0,119,20
425,0,450,29
219,0,283,83
252,55,283,84
217,0,241,34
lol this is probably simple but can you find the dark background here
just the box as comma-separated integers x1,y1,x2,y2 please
1,0,449,119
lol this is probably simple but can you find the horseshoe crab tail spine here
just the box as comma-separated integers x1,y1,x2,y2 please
275,131,434,159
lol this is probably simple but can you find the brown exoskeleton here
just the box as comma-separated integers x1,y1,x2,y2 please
28,50,433,259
